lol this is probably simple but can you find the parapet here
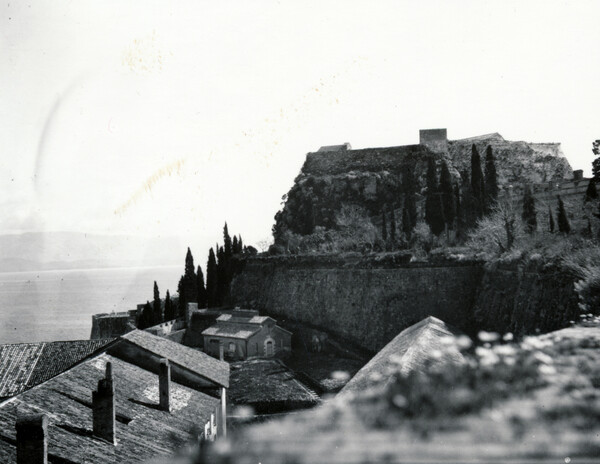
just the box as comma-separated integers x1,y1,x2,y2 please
419,128,448,153
317,143,352,152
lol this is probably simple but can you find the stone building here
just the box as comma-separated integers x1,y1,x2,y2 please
202,309,292,360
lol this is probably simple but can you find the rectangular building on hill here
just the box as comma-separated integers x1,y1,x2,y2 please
202,310,292,360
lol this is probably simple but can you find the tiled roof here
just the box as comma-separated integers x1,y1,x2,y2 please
217,314,272,325
0,339,115,399
0,353,220,463
120,330,229,388
202,323,261,340
339,317,465,397
229,359,319,413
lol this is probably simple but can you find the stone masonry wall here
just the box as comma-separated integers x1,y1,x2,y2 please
229,257,483,352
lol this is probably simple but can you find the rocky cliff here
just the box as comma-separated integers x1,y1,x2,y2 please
273,131,574,242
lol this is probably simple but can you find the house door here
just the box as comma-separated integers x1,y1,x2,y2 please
265,340,274,357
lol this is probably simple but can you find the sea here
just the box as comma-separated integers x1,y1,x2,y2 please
0,266,181,344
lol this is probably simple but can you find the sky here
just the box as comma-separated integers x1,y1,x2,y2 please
1,0,600,265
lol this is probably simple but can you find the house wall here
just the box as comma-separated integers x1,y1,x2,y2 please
203,336,247,360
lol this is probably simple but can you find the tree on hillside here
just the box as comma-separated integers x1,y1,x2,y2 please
216,246,227,306
401,206,411,239
401,164,418,232
177,248,198,316
197,265,207,308
389,205,397,244
223,223,232,258
164,290,174,321
557,196,571,234
548,206,555,233
238,235,244,253
232,235,239,255
471,144,485,218
592,140,600,180
521,185,537,234
584,177,598,203
206,247,218,307
139,301,153,329
381,209,388,241
302,199,315,235
425,158,445,235
484,146,499,212
454,184,465,238
153,281,161,325
439,161,455,231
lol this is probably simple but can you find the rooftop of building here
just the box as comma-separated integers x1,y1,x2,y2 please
229,359,320,414
339,316,464,397
120,330,229,388
0,352,220,463
0,339,116,399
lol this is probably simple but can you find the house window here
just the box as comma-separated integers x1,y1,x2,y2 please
228,342,236,353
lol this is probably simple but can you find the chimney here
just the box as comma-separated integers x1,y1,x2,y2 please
573,169,583,181
92,361,116,445
159,358,170,412
16,413,48,464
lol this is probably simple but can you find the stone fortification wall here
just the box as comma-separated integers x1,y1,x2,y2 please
90,311,136,339
448,136,573,185
229,255,582,351
473,263,579,336
229,255,483,352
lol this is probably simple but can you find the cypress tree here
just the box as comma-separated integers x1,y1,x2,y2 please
548,206,555,233
206,247,218,307
401,164,418,230
232,235,239,254
471,144,485,218
223,223,232,258
381,209,388,241
521,185,537,233
185,247,194,276
216,246,227,306
439,161,455,229
557,196,571,234
484,145,498,212
178,248,198,316
454,184,464,237
139,301,153,329
164,290,174,321
153,281,161,324
238,235,244,253
303,199,315,235
197,265,207,308
401,205,411,238
425,158,445,235
584,177,598,203
389,206,396,244
592,140,600,181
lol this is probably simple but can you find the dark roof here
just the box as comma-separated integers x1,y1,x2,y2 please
0,339,115,398
339,317,465,397
202,323,261,340
229,359,319,413
120,330,229,388
0,353,220,463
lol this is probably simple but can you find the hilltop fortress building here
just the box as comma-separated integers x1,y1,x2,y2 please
273,128,577,241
